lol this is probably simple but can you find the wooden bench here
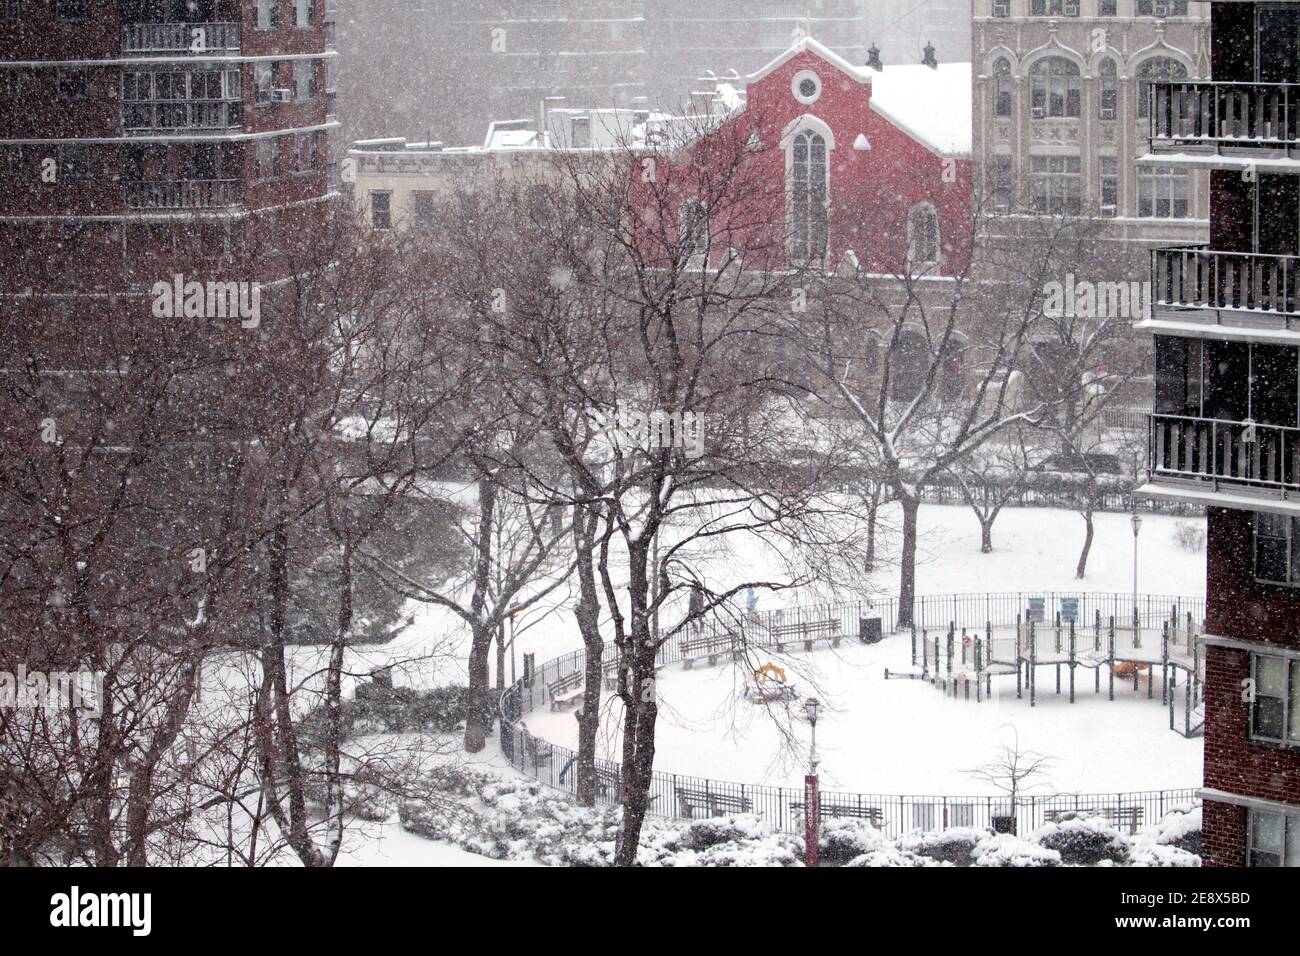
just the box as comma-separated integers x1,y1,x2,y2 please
547,671,584,712
1045,806,1145,835
679,631,740,669
593,765,660,805
675,786,752,818
791,801,883,826
770,618,842,653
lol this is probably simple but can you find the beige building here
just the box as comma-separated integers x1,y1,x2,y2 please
972,0,1210,248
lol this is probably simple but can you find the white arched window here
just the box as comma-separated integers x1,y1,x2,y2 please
1030,57,1081,118
789,128,829,262
993,58,1013,118
1136,56,1188,119
908,203,940,267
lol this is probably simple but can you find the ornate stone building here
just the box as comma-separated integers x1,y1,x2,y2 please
972,0,1210,250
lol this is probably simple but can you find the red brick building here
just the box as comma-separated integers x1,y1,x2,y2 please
0,0,338,296
642,38,974,276
1141,1,1300,867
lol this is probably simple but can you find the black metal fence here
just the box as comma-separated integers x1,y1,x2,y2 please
498,591,1204,837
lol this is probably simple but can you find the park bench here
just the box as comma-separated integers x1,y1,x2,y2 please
675,786,753,818
547,671,584,712
1045,805,1145,835
770,618,842,653
592,765,661,805
790,801,884,826
680,630,740,669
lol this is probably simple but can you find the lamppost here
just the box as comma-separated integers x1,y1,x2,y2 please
1131,511,1143,630
803,697,820,868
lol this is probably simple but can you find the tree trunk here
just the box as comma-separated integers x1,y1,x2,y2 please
572,509,604,807
495,620,506,694
614,644,657,867
864,486,879,573
1075,508,1095,579
463,620,495,753
980,516,994,553
896,494,920,629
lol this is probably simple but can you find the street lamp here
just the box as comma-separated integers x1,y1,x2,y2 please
803,697,821,868
1131,512,1143,629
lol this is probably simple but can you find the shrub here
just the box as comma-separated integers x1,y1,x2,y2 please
972,833,1061,867
1033,816,1129,865
1172,520,1206,553
819,818,888,866
897,827,989,866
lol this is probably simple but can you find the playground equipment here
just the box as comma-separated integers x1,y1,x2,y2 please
745,662,798,702
915,602,1205,738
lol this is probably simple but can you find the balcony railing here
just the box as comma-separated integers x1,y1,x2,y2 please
122,22,241,54
124,180,243,210
1150,414,1300,493
1152,246,1300,324
1150,81,1300,151
123,101,243,135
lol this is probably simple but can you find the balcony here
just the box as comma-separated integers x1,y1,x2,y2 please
124,180,244,210
1151,247,1300,331
123,101,243,136
1149,81,1300,156
123,22,241,55
1150,414,1300,497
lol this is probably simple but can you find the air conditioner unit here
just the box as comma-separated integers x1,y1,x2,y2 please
271,88,293,103
1064,1,1079,15
1032,106,1046,119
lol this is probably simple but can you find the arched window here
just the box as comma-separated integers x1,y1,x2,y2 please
993,58,1013,118
677,198,707,256
907,203,940,267
890,329,929,403
939,336,966,402
789,128,828,262
1029,57,1081,118
1136,56,1188,119
1098,58,1118,119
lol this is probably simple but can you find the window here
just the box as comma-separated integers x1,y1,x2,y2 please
1098,0,1117,14
55,0,85,18
1030,154,1081,215
255,0,277,30
1137,57,1188,119
293,59,315,101
792,70,822,105
0,1,17,22
57,68,87,101
1137,0,1188,15
295,0,314,28
908,203,940,266
412,191,436,231
58,144,89,180
1137,164,1188,217
1248,810,1300,866
254,62,273,105
993,58,1013,118
370,191,392,229
789,128,828,262
992,155,1013,213
678,198,708,256
1030,57,1081,119
992,0,1009,16
255,137,278,181
1255,518,1300,594
121,68,242,132
294,132,318,173
1100,156,1118,217
1098,59,1117,120
1030,0,1079,15
1247,652,1300,747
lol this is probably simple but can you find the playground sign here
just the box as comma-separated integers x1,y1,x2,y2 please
1060,598,1079,623
1027,597,1046,623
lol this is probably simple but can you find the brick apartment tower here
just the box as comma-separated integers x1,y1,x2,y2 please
1142,1,1300,867
0,0,338,298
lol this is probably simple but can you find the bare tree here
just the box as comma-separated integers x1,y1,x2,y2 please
965,726,1054,835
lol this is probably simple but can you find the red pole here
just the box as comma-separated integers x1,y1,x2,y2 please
804,774,820,867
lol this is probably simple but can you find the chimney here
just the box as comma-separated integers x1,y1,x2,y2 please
865,43,883,71
922,42,938,69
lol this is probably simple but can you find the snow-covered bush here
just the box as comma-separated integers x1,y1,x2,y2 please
1172,521,1206,554
897,827,988,867
1130,805,1201,865
845,847,943,867
972,833,1061,867
1033,816,1130,865
818,818,888,866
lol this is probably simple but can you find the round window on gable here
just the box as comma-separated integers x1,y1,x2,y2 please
792,70,822,105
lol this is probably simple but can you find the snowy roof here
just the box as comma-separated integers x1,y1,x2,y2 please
747,36,874,85
866,62,972,159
